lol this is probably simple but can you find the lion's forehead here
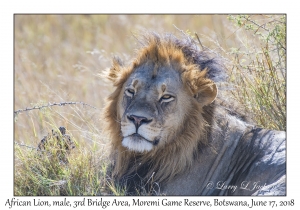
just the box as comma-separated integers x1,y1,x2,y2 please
126,65,182,91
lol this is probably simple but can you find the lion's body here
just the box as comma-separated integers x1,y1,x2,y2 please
103,32,286,195
160,102,286,195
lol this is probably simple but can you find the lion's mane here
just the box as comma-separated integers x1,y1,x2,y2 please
103,32,229,189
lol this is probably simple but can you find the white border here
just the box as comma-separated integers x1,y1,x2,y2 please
2,0,299,209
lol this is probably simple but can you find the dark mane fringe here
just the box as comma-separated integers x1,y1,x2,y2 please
138,31,228,82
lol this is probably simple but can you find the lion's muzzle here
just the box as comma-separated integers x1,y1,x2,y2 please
127,114,153,133
121,114,161,152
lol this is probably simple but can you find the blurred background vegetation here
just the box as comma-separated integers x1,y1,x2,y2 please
14,14,286,195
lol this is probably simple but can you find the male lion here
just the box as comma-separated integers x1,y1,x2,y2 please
103,32,286,195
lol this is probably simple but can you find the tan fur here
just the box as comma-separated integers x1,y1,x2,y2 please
103,34,218,184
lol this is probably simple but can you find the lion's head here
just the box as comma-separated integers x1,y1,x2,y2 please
103,32,226,185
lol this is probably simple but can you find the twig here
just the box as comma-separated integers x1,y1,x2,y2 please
195,32,204,50
173,25,208,52
173,24,188,37
14,141,38,150
131,31,145,47
145,172,155,186
14,101,97,116
245,18,270,33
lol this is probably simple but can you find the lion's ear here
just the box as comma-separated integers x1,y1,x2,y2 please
103,56,124,83
184,69,218,106
194,82,218,106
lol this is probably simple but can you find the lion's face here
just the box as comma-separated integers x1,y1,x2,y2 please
105,35,218,154
118,63,191,152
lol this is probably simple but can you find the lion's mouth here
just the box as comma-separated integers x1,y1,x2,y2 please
127,133,159,145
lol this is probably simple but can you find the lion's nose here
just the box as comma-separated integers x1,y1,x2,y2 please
127,114,152,132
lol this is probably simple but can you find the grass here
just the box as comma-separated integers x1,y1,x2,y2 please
14,14,286,195
227,15,286,130
14,105,114,195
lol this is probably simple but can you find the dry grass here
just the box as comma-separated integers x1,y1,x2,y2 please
14,14,286,195
227,15,286,130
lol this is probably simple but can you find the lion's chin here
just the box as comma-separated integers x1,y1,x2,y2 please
122,135,153,152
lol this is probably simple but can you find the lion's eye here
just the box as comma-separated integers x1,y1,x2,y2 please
125,89,135,97
160,94,174,103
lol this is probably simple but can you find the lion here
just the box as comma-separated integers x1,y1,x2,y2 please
103,32,286,195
